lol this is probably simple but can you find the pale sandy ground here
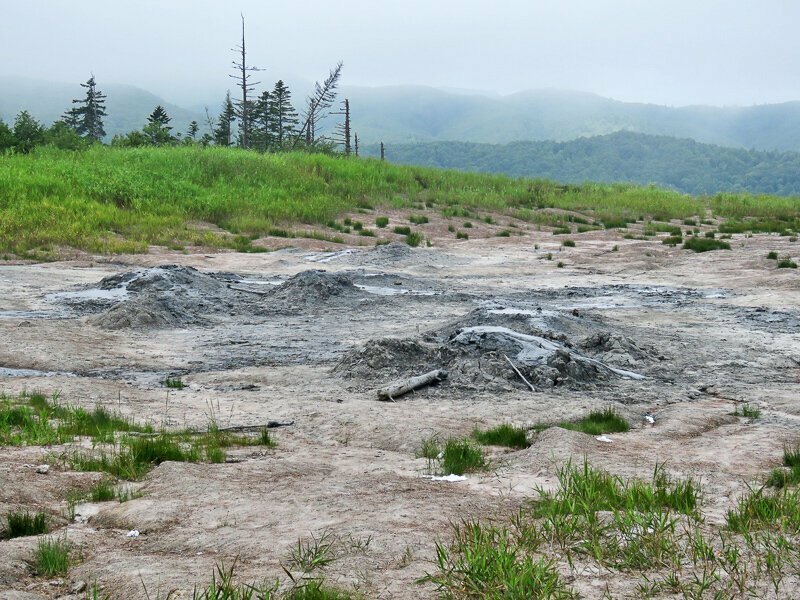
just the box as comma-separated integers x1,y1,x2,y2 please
0,217,799,599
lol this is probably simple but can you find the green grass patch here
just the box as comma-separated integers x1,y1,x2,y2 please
462,221,473,228
5,510,47,539
0,392,153,446
441,438,487,475
456,231,469,240
374,216,389,228
392,225,411,235
726,487,800,533
557,408,630,436
409,214,429,225
777,258,798,268
35,535,71,576
162,377,185,389
767,251,779,259
562,239,575,247
662,235,683,246
733,403,761,419
472,424,531,449
683,237,731,252
405,231,422,247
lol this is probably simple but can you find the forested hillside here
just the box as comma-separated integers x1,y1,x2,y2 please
366,132,800,196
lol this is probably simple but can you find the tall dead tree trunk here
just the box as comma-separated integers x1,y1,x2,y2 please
380,141,385,161
230,14,261,149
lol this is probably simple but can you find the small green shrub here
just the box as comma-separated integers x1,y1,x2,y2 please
405,232,422,247
704,231,716,239
767,251,779,259
89,479,117,502
557,261,564,268
562,239,575,247
409,215,429,225
462,221,473,228
393,225,411,235
683,218,697,226
375,216,389,228
612,245,619,251
6,510,47,538
447,224,455,232
163,378,185,389
662,235,683,246
683,237,731,252
552,227,571,235
496,230,511,237
456,232,469,240
777,259,798,269
352,221,363,231
472,424,530,449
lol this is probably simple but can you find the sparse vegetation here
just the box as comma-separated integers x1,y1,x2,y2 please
456,231,469,240
5,510,47,538
375,216,389,228
162,377,185,389
767,250,779,259
777,258,798,268
472,424,531,449
392,225,411,236
409,214,429,225
561,239,575,247
35,535,72,576
733,403,761,419
683,237,731,252
405,232,422,247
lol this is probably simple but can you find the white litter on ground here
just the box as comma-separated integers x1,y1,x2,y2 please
126,530,140,538
645,414,655,424
596,435,613,443
430,474,468,482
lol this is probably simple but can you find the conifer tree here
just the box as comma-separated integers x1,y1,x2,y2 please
269,80,299,148
295,62,343,147
143,105,174,145
252,90,272,151
187,121,199,139
13,111,45,153
0,119,14,152
213,92,237,146
63,75,107,141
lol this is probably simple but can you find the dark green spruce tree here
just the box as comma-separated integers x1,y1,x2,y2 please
269,80,298,149
252,90,272,151
213,91,237,147
187,121,199,139
143,105,174,145
63,75,107,141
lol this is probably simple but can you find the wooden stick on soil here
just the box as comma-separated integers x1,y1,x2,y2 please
503,354,538,392
377,369,448,402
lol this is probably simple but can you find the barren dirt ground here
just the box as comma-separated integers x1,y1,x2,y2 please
1,219,799,599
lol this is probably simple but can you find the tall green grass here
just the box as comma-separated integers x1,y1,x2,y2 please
1,146,798,257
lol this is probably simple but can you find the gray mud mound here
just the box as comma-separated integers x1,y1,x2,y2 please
336,309,645,391
579,332,663,368
91,292,201,330
264,270,361,311
335,338,437,379
86,265,256,330
346,242,470,268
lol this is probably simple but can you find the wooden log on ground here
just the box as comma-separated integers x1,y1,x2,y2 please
377,369,448,401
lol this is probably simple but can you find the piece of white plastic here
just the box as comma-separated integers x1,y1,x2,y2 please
430,474,468,482
596,435,613,443
126,530,140,538
645,415,655,425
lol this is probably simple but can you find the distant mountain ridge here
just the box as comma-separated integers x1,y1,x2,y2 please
364,132,800,196
344,86,800,152
0,76,205,139
3,77,800,154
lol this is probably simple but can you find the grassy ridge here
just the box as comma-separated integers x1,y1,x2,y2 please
0,146,798,257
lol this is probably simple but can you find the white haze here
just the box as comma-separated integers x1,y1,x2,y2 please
1,0,798,107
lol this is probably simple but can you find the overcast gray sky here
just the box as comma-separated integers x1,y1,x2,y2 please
1,0,798,107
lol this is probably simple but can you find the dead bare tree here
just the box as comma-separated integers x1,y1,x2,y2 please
230,14,261,149
294,61,343,148
332,98,351,155
354,133,359,157
380,141,385,161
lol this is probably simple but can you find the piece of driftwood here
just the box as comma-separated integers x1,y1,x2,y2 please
503,354,538,392
377,369,448,401
227,284,271,295
126,420,295,437
216,420,295,432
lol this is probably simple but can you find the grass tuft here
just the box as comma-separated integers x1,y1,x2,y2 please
35,535,71,576
6,510,47,538
557,408,630,436
683,237,731,252
472,424,531,449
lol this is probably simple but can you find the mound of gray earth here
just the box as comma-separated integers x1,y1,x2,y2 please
88,265,254,330
578,332,663,368
336,310,644,391
264,270,360,310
